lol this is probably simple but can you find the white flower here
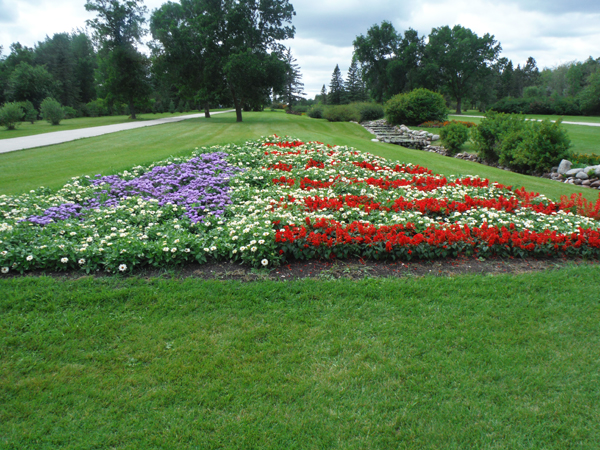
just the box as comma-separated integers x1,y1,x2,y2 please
250,240,257,245
1,267,8,274
60,257,68,264
163,247,169,252
240,246,246,251
78,259,86,265
251,246,257,252
184,248,190,253
232,249,238,254
258,240,265,245
26,255,33,261
119,264,127,272
204,248,210,252
210,246,217,251
171,248,177,253
261,259,268,266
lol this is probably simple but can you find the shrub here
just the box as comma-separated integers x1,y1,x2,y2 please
472,112,526,163
323,104,360,122
419,120,477,128
0,102,24,130
354,102,384,122
168,100,176,114
571,153,600,166
85,99,108,117
439,122,469,155
40,98,65,125
489,96,582,116
62,106,78,119
307,104,325,119
385,88,448,126
292,105,308,113
498,119,572,174
20,100,38,124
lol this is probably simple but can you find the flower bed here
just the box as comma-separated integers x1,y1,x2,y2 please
1,135,600,274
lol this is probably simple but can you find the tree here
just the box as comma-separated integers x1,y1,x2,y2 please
152,0,295,122
353,21,399,103
345,59,367,103
282,47,304,112
85,0,151,119
35,33,78,107
6,62,56,108
328,64,345,105
150,0,225,119
319,85,327,104
424,25,501,114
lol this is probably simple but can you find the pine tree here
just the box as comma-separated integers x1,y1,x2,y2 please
320,85,327,104
345,59,368,103
283,47,305,112
328,64,346,105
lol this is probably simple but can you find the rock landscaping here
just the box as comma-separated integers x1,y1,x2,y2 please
362,119,600,191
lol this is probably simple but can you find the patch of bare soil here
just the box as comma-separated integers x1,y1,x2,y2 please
7,256,599,282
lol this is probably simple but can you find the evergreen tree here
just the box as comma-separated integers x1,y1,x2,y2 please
328,64,345,105
319,85,327,104
282,47,305,112
345,59,367,102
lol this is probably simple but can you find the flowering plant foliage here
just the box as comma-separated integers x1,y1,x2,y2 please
1,136,600,274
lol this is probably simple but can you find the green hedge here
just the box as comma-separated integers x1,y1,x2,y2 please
385,88,448,126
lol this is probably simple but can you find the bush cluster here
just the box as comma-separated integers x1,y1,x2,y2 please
439,122,470,155
472,112,572,174
307,102,384,123
489,96,581,116
322,105,361,122
571,153,600,167
385,88,448,126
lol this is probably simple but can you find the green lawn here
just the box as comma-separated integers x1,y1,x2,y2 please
1,265,599,449
0,109,232,140
1,111,598,203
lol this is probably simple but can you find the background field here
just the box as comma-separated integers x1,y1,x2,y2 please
1,111,599,204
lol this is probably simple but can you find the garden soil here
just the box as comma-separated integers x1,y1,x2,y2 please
7,256,599,281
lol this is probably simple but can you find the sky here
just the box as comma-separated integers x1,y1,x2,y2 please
1,0,600,98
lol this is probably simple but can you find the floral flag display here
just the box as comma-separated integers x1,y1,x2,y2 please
1,136,600,274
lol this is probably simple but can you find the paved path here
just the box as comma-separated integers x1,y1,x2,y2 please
449,114,600,127
0,110,235,154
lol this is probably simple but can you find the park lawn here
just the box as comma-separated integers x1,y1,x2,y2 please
0,109,232,140
1,265,599,449
0,111,598,204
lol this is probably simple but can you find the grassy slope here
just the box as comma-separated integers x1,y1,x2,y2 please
1,266,599,449
1,111,598,204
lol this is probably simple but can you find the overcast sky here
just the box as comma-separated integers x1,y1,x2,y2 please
1,0,599,98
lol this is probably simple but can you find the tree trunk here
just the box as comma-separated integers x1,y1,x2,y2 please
455,97,462,115
129,101,137,120
229,86,243,122
204,102,211,118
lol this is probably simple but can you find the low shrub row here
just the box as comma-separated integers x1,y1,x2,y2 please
0,98,66,128
307,102,385,123
419,120,477,128
489,96,582,116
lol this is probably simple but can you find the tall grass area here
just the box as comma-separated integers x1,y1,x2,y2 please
1,111,598,203
1,266,599,449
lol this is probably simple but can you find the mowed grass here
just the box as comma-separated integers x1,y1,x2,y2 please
1,265,600,449
0,109,232,140
1,111,599,204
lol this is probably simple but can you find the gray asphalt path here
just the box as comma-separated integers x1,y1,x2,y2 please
0,109,235,154
449,114,600,127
